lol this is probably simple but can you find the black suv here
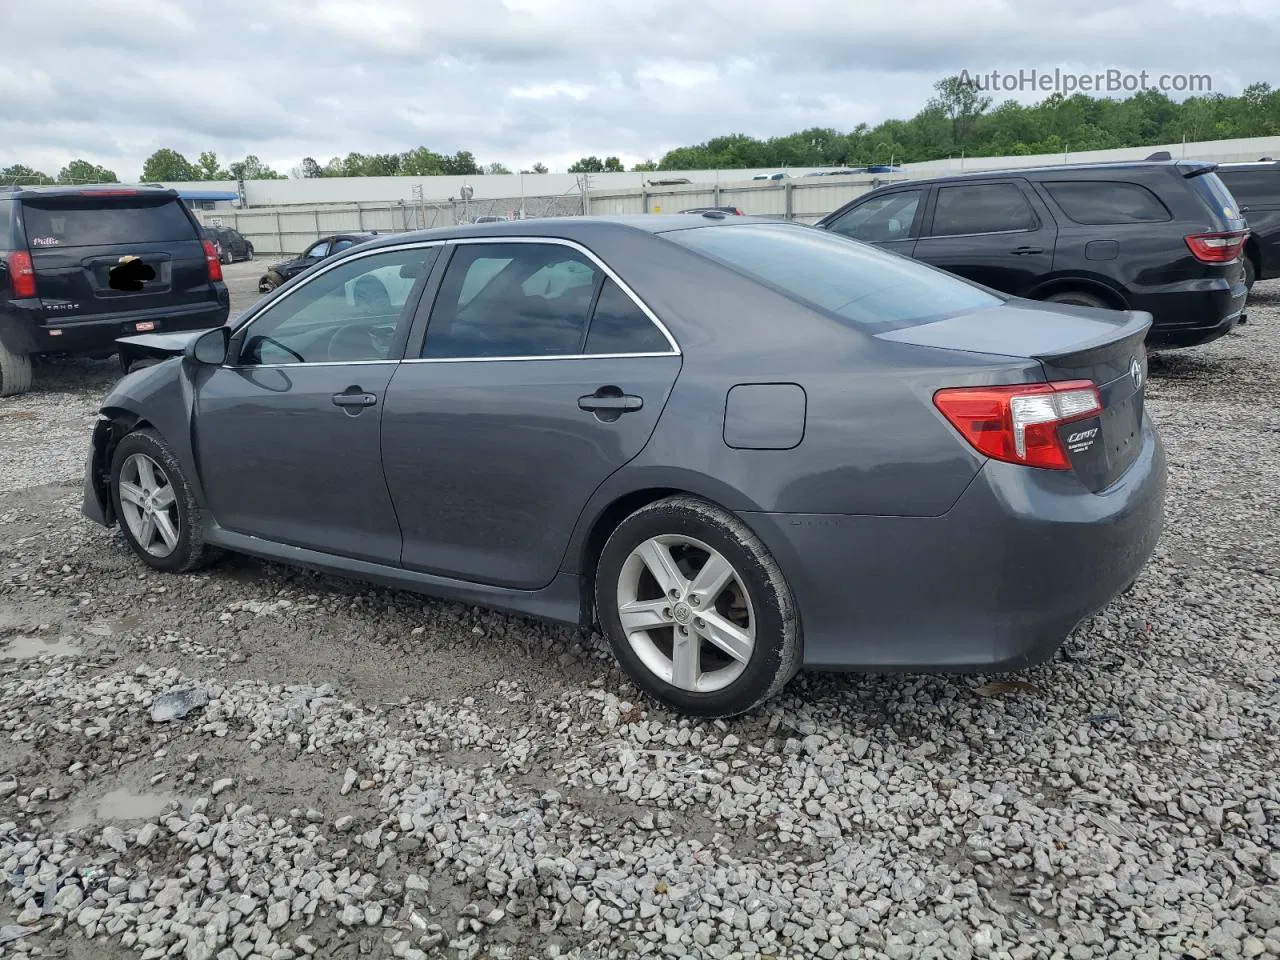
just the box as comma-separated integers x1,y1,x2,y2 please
203,225,255,264
1215,160,1280,292
817,160,1248,348
0,184,229,395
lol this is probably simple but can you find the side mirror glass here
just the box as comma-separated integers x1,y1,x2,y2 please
186,326,230,365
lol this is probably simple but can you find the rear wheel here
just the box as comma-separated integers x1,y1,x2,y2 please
0,343,33,397
110,430,209,573
1041,290,1111,309
595,496,800,718
1244,256,1256,293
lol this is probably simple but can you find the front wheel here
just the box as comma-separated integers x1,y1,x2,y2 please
595,496,800,718
110,430,210,573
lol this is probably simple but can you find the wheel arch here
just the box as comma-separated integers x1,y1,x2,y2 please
1245,235,1262,276
1024,275,1129,309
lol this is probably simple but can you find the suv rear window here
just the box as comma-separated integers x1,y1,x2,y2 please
1188,172,1244,222
21,198,196,248
1044,181,1171,224
665,222,1002,331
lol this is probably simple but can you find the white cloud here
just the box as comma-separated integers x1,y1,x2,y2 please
0,0,1275,179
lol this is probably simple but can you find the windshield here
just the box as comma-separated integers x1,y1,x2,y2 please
664,222,1002,331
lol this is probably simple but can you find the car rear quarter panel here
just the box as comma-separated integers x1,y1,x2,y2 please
558,228,1043,574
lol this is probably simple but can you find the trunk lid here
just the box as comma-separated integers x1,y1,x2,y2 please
879,299,1151,491
21,195,214,325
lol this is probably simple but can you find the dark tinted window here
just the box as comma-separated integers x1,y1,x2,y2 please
1044,181,1171,224
1191,172,1244,222
240,246,437,364
331,238,356,253
424,243,601,358
1216,169,1279,205
0,200,11,252
666,223,1001,331
585,279,669,354
827,190,922,242
930,183,1038,236
304,240,330,259
22,198,196,247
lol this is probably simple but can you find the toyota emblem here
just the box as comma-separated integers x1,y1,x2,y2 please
1130,357,1143,390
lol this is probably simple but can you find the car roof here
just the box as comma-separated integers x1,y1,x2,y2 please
349,215,778,252
866,159,1213,190
0,183,179,201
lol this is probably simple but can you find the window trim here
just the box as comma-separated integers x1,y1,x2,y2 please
920,180,1042,240
226,240,449,368
406,236,680,364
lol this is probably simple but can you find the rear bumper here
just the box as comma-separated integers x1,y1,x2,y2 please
0,292,229,357
1135,275,1247,348
742,417,1166,672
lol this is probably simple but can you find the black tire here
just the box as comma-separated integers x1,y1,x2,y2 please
220,250,233,265
0,342,33,397
109,429,210,573
594,495,800,718
126,357,163,375
1041,290,1111,309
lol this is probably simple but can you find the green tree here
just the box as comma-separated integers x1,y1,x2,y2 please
0,164,54,185
928,75,992,148
401,148,446,176
195,151,229,179
632,160,657,172
485,162,512,175
295,157,324,178
56,159,118,184
228,155,285,180
568,156,605,173
440,151,481,176
603,156,624,172
531,162,549,174
140,148,196,182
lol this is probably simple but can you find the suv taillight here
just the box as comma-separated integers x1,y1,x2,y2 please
202,239,223,282
6,251,36,298
1185,230,1248,264
933,380,1102,471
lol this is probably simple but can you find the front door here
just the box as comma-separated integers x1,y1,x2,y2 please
912,180,1057,295
194,243,440,562
822,187,925,259
381,239,681,589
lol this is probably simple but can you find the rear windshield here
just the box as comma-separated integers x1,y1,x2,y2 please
21,198,197,248
665,222,1002,331
1217,168,1278,205
0,200,12,253
1188,172,1244,223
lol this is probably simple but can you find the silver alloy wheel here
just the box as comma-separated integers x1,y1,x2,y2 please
117,453,180,558
616,534,755,693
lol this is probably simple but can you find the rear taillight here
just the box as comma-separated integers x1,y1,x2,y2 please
202,239,223,282
6,251,36,298
933,380,1102,471
1185,230,1248,263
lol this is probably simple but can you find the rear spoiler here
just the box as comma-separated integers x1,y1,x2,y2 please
1175,160,1219,177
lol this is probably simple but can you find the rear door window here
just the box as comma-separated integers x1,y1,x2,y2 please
928,183,1038,236
22,198,197,248
665,222,1001,331
584,279,670,354
1044,181,1171,224
423,242,602,358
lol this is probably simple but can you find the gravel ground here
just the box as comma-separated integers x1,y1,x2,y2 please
0,272,1277,960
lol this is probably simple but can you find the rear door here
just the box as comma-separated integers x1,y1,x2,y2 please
21,193,214,327
913,180,1057,295
381,238,681,589
822,187,924,258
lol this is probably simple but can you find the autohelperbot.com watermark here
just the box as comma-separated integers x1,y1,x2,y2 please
958,68,1213,96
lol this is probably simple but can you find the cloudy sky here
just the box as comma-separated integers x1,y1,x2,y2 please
5,0,1278,180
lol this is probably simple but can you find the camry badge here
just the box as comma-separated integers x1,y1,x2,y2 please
1130,357,1143,390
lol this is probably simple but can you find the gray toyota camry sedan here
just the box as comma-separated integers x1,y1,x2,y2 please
81,216,1165,717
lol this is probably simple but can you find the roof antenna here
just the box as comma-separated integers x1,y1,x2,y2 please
1145,150,1173,161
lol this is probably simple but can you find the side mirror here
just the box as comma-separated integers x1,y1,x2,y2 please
185,326,230,365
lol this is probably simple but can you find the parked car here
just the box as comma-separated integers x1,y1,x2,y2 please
472,215,509,224
752,173,791,181
803,168,866,177
82,216,1164,717
258,233,376,292
0,183,229,395
203,225,254,264
1214,159,1280,292
679,206,745,216
817,160,1249,348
